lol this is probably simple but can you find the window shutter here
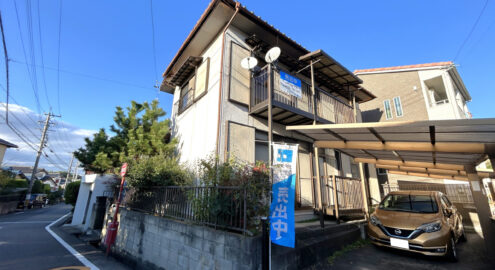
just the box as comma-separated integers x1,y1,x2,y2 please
229,43,251,105
194,58,209,99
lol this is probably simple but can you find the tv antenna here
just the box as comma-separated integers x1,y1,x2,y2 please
265,47,281,64
240,56,258,70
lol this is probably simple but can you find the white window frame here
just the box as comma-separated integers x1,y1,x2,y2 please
393,96,403,117
384,99,393,120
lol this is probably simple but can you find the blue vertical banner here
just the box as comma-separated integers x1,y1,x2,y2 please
270,143,298,248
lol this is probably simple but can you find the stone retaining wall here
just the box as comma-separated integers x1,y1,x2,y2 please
109,209,261,270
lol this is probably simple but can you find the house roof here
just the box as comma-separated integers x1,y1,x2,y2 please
354,61,471,102
160,0,374,102
0,138,18,148
353,62,454,74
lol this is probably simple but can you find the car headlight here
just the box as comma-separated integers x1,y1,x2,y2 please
417,221,442,233
370,215,381,226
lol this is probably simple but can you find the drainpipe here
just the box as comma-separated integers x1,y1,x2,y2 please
215,2,240,160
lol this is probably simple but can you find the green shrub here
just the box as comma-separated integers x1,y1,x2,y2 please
191,156,270,234
48,190,64,204
64,181,81,206
31,180,44,193
125,155,192,188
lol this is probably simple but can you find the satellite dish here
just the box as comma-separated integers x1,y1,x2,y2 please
265,47,281,63
241,57,258,70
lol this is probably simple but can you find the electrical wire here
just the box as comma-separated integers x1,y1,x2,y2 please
56,0,63,115
13,1,42,116
36,0,52,110
10,59,155,91
453,0,490,61
149,0,160,98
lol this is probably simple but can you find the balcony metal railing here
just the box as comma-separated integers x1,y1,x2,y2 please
251,66,354,124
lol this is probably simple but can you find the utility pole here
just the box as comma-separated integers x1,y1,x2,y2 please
65,153,74,188
72,160,80,182
25,113,60,207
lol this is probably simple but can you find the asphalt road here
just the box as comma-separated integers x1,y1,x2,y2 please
0,204,84,270
326,232,493,270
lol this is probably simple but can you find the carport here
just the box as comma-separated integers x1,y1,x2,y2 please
287,118,495,257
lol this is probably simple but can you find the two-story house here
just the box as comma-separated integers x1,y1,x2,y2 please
356,61,471,122
354,62,474,197
159,0,382,214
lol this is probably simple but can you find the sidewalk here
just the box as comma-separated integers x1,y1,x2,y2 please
51,214,131,270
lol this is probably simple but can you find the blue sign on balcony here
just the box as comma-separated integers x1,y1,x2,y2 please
279,71,302,98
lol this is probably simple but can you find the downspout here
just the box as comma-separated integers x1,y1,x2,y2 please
215,2,241,159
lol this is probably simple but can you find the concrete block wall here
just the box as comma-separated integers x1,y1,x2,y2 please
111,209,261,270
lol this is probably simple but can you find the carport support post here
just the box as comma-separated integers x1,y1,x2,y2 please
352,90,370,220
466,165,495,259
314,146,324,227
358,163,369,220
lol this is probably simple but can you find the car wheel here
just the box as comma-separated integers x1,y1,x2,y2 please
446,235,458,262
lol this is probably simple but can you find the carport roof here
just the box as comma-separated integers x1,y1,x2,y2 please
287,118,495,173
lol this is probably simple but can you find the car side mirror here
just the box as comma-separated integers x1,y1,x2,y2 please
444,208,453,217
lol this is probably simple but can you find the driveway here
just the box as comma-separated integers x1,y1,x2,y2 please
326,232,493,270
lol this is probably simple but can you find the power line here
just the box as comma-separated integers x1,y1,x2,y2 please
36,0,52,109
9,59,155,91
0,11,10,124
56,0,63,115
13,1,42,115
453,0,490,61
149,0,160,98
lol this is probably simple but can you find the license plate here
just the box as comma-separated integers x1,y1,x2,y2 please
390,238,409,250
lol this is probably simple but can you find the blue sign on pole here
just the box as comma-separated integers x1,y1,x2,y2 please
279,71,302,98
270,143,298,248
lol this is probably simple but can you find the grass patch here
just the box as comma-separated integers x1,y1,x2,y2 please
327,238,370,265
296,217,319,223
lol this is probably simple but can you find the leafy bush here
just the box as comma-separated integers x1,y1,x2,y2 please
191,156,271,234
31,180,44,194
64,181,81,206
126,155,191,188
48,190,64,204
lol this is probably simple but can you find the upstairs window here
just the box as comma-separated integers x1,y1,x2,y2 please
179,75,195,114
393,96,403,117
384,99,392,120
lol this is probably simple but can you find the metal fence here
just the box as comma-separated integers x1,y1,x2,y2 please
321,175,364,213
382,182,474,204
122,186,248,234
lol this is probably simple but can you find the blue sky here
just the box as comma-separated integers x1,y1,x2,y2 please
1,0,494,170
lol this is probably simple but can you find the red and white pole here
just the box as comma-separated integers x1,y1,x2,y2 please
105,163,128,256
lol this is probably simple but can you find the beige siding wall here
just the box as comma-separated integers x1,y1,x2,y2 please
358,71,429,122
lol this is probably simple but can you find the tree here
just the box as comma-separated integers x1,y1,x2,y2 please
64,181,81,206
31,180,44,193
74,129,120,173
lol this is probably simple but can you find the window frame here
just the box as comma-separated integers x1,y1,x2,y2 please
178,73,196,115
393,96,403,117
383,99,393,120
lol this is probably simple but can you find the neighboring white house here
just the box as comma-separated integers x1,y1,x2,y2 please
159,0,383,212
72,174,116,232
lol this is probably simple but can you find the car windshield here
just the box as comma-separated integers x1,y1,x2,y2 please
379,194,438,213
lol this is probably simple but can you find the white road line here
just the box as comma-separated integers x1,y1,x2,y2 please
0,221,52,224
45,213,100,270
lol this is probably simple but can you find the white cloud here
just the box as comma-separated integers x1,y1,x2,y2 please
73,129,98,137
0,103,89,173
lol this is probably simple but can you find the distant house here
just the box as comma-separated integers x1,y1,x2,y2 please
355,62,471,122
0,138,18,166
354,62,474,195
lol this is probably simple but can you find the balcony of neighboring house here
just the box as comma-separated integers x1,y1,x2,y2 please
246,49,375,126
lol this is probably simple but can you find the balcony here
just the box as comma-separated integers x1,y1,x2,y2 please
250,66,355,125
